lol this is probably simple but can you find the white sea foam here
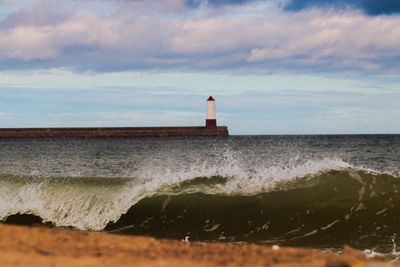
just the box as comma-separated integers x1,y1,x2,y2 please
0,155,359,230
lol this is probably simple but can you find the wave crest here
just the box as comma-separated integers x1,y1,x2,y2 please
0,158,398,243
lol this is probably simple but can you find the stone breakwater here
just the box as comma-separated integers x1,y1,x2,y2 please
0,126,229,138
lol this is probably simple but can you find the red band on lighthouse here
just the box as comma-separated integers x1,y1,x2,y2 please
206,96,217,127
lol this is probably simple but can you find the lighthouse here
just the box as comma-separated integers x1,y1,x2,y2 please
206,96,217,127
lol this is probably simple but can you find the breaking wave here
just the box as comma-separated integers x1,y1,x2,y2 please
1,158,400,252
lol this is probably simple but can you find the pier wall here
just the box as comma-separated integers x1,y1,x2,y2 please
0,126,229,138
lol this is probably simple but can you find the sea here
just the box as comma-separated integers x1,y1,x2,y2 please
1,135,400,255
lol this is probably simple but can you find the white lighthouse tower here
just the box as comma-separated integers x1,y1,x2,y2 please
206,96,217,127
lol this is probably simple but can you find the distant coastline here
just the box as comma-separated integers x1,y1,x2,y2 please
0,126,229,138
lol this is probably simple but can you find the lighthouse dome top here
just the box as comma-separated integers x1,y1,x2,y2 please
207,96,215,101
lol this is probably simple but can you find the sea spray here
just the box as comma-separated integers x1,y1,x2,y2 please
1,135,400,252
0,157,352,229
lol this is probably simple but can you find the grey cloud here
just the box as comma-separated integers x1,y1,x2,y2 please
0,1,400,74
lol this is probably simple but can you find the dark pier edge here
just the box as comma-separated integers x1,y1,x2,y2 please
0,126,229,138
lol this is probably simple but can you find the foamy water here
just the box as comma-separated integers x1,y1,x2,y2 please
0,135,399,252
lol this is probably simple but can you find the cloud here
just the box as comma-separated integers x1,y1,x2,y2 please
284,0,400,16
0,1,400,74
308,107,400,133
185,0,253,7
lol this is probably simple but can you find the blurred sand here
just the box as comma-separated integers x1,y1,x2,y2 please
0,224,388,267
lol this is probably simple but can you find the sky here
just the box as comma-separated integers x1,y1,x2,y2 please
0,0,399,134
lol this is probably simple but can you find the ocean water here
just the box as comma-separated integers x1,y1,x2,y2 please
1,135,400,254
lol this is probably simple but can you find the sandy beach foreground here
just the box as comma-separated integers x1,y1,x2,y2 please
0,224,393,267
